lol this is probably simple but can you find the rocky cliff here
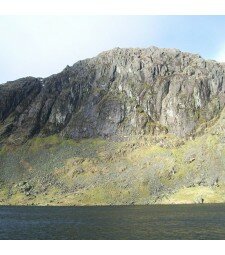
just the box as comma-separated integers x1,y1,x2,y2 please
1,47,225,145
1,47,225,205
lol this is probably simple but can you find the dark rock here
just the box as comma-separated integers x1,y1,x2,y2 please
19,181,33,193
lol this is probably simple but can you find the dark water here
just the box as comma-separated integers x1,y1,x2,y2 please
0,204,225,239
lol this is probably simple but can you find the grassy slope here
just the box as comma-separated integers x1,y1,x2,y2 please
1,110,225,205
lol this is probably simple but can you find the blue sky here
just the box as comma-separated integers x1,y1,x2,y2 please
0,15,225,83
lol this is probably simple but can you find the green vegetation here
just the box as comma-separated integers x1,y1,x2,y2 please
1,109,225,206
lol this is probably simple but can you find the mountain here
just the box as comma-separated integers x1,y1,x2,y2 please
1,46,225,205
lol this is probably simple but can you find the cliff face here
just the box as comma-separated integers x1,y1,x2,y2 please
1,47,225,145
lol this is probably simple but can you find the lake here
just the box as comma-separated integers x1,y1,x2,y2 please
0,204,225,239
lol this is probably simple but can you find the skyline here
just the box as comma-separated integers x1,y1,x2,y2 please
1,15,225,83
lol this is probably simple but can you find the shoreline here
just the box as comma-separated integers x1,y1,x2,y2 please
0,201,224,207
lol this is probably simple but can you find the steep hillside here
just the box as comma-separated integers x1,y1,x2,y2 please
1,47,225,205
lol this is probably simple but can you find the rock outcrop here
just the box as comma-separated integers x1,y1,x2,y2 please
1,46,225,144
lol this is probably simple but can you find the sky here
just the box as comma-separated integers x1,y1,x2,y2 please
1,15,225,83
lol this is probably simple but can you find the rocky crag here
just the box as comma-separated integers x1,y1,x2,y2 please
1,47,225,205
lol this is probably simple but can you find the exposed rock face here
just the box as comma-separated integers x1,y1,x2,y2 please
1,47,225,144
